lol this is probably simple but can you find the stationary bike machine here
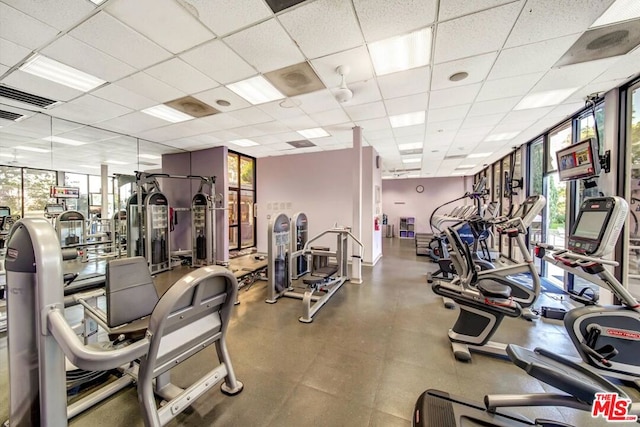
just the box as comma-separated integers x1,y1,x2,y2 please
536,196,640,387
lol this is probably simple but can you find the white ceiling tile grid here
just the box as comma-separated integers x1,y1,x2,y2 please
1,0,639,178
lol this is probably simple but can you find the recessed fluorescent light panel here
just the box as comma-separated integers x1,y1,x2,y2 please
591,0,640,28
467,152,492,158
389,111,425,128
80,164,100,168
297,127,330,139
484,132,519,142
138,154,161,160
105,160,127,165
19,54,106,92
515,88,578,110
15,145,50,153
44,136,87,146
142,104,194,123
0,153,22,158
402,157,421,164
227,75,285,105
369,28,432,76
451,171,465,176
230,139,259,147
398,142,423,151
456,164,476,169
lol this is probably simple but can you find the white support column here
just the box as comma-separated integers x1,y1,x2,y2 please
101,164,109,218
351,126,363,284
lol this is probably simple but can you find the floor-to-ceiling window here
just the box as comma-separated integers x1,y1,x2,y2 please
22,168,57,218
544,123,572,283
625,81,640,299
528,137,545,273
0,166,23,217
227,151,256,251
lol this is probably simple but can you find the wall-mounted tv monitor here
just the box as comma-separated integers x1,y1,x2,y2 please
556,137,600,182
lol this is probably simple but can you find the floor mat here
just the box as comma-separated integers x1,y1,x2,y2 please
507,272,566,295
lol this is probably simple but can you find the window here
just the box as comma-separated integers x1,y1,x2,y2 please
529,138,544,196
64,173,88,217
0,166,23,217
22,168,57,218
626,82,640,299
227,152,256,250
547,122,572,172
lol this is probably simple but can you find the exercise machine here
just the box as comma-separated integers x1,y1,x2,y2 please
535,196,640,388
4,217,243,426
191,177,219,267
413,344,639,426
56,210,86,247
290,212,309,280
432,195,546,362
266,213,364,323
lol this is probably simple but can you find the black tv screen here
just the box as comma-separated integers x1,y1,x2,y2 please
556,137,600,182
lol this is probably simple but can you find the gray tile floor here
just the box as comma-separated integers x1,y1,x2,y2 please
1,238,636,426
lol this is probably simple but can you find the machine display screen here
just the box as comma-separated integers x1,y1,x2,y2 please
572,211,608,240
0,207,9,217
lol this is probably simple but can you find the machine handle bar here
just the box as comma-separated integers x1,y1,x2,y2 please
532,242,619,267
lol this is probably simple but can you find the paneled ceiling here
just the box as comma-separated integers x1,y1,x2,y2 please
0,0,639,177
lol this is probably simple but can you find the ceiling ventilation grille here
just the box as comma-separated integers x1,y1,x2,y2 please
286,139,316,148
0,109,24,121
265,62,325,97
164,96,219,118
0,85,58,108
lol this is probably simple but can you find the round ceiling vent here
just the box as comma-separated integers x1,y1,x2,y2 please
449,71,469,82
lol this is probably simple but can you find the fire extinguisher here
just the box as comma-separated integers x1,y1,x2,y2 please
374,216,380,231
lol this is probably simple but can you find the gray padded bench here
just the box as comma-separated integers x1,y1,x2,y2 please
415,232,432,256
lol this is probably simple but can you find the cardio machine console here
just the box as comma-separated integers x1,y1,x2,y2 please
567,196,628,257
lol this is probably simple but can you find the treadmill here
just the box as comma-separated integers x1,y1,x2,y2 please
413,344,638,426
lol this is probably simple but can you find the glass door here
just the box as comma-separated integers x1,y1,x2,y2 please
227,152,256,251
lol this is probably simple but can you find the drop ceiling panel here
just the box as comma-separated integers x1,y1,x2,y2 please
278,0,364,59
4,0,94,30
197,112,246,131
0,65,8,76
476,72,544,101
344,101,387,122
310,46,374,88
194,86,251,112
180,40,255,84
434,2,522,63
224,19,303,74
431,52,497,91
106,0,215,54
353,0,437,42
505,0,615,48
277,114,318,130
2,70,83,102
592,46,640,83
115,72,185,103
426,119,463,133
136,118,223,142
501,106,554,124
70,12,172,69
226,107,274,126
357,118,392,133
257,100,305,120
467,96,523,117
0,38,32,69
184,0,272,36
252,121,291,135
96,111,169,134
41,36,135,82
342,79,382,106
0,3,59,50
393,124,424,138
429,84,481,109
489,34,580,81
531,57,620,92
309,109,351,126
377,66,430,99
461,113,505,129
92,84,157,110
145,58,219,95
427,104,470,123
383,92,429,116
47,95,132,124
439,0,518,21
294,89,342,115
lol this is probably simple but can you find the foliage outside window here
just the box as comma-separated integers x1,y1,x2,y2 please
529,139,544,196
0,166,23,217
23,168,57,218
228,153,239,187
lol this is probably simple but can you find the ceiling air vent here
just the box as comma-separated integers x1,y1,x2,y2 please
265,62,325,97
264,0,307,13
165,96,219,118
0,85,58,108
0,109,24,121
286,140,316,148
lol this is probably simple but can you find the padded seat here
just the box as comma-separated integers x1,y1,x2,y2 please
311,265,339,278
477,281,511,299
106,256,159,342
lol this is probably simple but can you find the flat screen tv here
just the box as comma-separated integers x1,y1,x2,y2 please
556,137,600,182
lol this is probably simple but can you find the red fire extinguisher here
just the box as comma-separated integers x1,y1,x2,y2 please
374,217,380,231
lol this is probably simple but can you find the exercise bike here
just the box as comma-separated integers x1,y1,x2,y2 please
534,196,640,388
